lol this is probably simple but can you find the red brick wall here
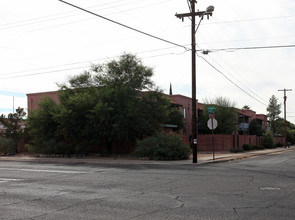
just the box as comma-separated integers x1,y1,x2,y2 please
27,91,59,115
182,134,285,152
197,134,234,151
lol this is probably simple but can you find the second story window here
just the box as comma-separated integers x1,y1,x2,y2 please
183,107,186,118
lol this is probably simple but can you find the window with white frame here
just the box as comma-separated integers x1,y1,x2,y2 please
183,107,186,118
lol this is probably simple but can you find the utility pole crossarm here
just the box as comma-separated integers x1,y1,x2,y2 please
175,11,212,19
278,89,292,100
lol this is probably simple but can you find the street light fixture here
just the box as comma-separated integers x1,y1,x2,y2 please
206,5,215,13
176,2,214,163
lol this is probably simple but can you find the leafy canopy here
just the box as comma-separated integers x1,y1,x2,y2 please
266,95,281,134
267,95,281,122
0,107,26,153
28,53,175,154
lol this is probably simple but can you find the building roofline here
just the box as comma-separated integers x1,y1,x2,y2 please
26,90,58,96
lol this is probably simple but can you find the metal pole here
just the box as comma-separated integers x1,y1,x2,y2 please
284,90,287,147
211,117,215,160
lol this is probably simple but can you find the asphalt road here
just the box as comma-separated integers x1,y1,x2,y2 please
0,150,294,220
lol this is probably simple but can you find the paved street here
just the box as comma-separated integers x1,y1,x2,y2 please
0,149,295,219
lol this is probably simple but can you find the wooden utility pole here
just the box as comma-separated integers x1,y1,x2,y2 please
278,88,292,146
176,1,214,163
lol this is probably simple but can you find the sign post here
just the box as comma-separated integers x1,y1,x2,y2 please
207,107,217,160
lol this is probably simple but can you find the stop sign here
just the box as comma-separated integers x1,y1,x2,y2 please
207,118,218,130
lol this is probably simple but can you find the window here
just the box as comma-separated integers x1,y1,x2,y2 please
183,107,186,118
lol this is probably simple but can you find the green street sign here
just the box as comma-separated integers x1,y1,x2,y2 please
208,107,216,114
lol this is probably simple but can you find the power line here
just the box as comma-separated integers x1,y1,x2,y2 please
201,44,295,53
195,36,269,105
0,0,143,28
197,53,268,107
1,0,285,108
179,14,295,29
207,15,295,25
2,0,274,107
58,0,189,51
2,0,173,33
0,49,185,80
25,0,173,33
0,66,89,80
0,45,181,78
196,34,295,47
206,53,268,105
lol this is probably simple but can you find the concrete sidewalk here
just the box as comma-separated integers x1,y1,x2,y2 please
0,146,294,165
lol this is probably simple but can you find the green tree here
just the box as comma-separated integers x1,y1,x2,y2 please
274,118,295,144
273,118,285,136
198,97,238,134
266,95,281,135
287,129,295,144
0,107,26,153
27,96,60,146
28,53,172,154
249,119,264,136
91,53,154,90
165,107,185,131
262,131,275,149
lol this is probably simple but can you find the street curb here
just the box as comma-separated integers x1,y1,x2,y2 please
0,147,293,166
203,147,294,164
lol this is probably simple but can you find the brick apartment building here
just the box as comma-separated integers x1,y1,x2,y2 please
27,90,268,138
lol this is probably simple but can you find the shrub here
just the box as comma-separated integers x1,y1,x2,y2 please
133,133,191,160
230,148,243,153
0,137,16,154
262,132,275,149
27,139,75,156
287,130,295,145
242,144,251,151
26,144,39,154
41,139,75,155
276,142,283,148
252,145,261,150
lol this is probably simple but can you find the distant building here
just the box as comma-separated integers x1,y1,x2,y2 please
238,109,269,134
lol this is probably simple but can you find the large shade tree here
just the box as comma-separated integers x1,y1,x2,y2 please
28,53,176,154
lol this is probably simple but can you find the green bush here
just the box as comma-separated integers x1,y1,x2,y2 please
287,130,295,145
42,139,75,155
276,142,283,148
252,145,263,150
242,144,265,151
242,144,251,151
0,137,16,154
262,132,275,149
27,139,75,156
230,148,243,153
26,144,39,154
133,133,191,160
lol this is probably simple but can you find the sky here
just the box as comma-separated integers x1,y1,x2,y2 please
0,0,295,123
